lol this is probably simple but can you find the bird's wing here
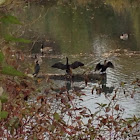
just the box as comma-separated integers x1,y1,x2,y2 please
95,63,102,71
107,61,114,68
51,62,67,70
70,61,84,69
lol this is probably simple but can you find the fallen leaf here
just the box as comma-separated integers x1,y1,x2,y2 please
105,107,110,112
114,104,119,111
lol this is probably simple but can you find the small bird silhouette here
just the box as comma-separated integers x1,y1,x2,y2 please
51,57,84,75
95,60,114,72
40,44,53,56
33,61,40,77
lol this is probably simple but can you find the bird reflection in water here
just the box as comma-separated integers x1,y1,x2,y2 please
101,84,114,94
98,78,114,95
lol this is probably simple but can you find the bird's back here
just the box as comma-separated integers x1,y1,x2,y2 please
100,65,107,72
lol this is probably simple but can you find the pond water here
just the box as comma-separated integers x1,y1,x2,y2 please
32,1,140,118
2,1,140,118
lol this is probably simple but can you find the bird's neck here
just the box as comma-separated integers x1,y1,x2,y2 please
66,57,69,66
66,57,71,73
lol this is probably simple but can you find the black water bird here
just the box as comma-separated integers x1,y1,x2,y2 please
51,57,84,75
33,61,40,77
40,44,53,56
95,60,114,72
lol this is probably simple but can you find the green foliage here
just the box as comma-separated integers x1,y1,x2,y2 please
33,137,38,140
2,65,24,76
0,111,8,119
0,15,22,25
54,112,60,121
9,117,20,128
120,82,126,87
96,103,107,108
4,35,31,43
0,51,4,64
0,94,8,103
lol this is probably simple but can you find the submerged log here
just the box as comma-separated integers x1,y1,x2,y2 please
37,73,106,82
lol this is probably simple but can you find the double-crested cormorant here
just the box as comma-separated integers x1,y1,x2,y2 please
33,61,40,77
40,44,53,56
95,60,114,72
51,57,84,75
